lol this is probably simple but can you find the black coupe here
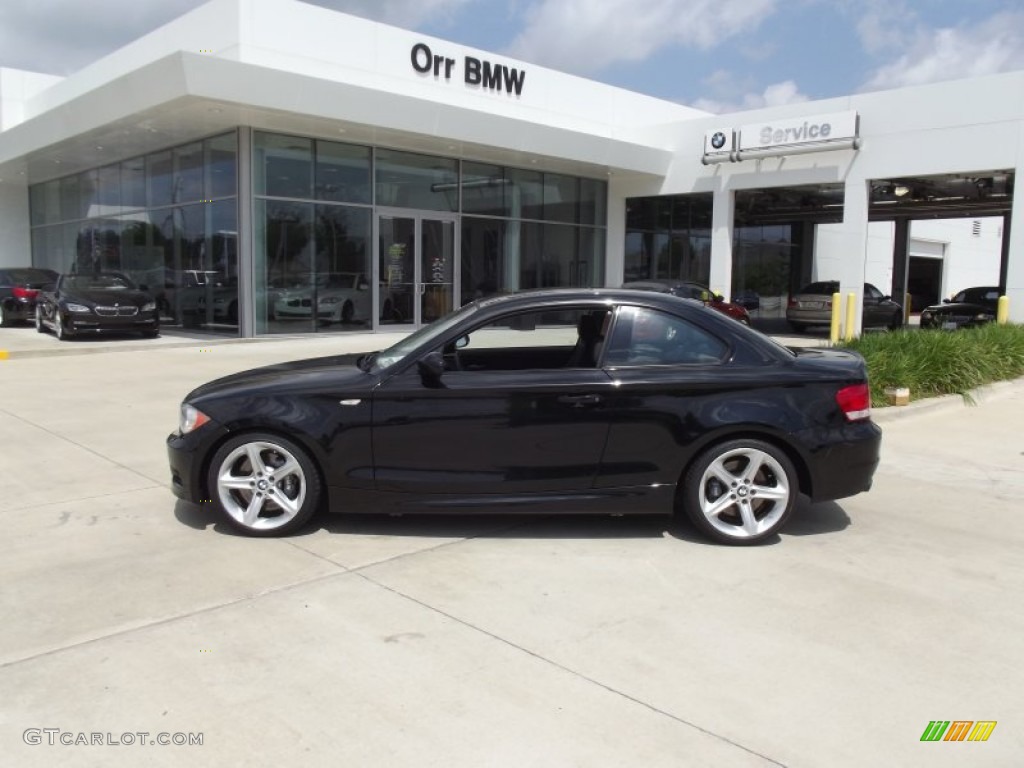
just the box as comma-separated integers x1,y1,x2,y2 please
36,273,160,340
168,289,881,545
919,286,1001,330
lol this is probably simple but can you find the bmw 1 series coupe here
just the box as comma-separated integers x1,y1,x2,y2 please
168,289,881,545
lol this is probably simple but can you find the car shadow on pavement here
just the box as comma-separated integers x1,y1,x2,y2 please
174,496,851,543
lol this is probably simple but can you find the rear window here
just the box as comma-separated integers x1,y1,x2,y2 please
797,282,838,295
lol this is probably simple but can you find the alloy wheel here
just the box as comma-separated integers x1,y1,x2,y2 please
214,439,310,533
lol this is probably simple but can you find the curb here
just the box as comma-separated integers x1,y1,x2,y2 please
871,378,1024,423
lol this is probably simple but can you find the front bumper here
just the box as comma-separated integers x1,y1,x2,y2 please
166,423,229,504
68,313,159,334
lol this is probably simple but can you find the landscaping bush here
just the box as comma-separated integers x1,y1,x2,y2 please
839,323,1024,405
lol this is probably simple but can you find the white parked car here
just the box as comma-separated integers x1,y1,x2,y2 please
273,273,391,324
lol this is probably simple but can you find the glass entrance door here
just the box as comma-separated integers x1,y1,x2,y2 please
378,212,456,328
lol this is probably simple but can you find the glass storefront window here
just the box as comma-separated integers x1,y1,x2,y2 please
174,143,204,204
78,170,99,221
147,151,173,208
543,174,578,224
375,148,457,212
315,141,370,204
254,132,313,199
461,216,507,299
625,193,712,284
60,175,81,221
205,133,237,200
96,165,120,215
461,162,507,217
506,168,543,220
579,178,606,226
254,199,313,334
120,158,146,211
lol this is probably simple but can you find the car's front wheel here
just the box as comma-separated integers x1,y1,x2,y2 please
207,433,321,537
54,313,70,340
682,439,798,545
35,305,46,333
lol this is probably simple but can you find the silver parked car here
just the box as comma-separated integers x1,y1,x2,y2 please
786,281,902,332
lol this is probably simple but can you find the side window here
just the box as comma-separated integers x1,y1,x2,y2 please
864,284,883,300
441,306,610,371
603,306,727,366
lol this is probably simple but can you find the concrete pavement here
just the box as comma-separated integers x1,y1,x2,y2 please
0,325,1021,767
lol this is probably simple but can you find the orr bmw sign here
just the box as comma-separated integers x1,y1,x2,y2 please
703,111,860,164
411,42,526,96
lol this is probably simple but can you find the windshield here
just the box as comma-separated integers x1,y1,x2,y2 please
62,274,137,291
369,302,480,372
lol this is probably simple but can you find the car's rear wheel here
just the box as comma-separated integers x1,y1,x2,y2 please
682,439,798,545
207,433,321,537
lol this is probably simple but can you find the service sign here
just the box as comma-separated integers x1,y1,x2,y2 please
738,111,858,151
703,129,733,155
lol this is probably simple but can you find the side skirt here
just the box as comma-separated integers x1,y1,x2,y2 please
327,484,677,516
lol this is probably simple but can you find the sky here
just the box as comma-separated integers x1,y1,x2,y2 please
0,0,1022,113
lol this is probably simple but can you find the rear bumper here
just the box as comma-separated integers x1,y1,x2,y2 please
807,421,883,501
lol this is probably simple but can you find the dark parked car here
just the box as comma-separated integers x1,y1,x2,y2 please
787,281,902,332
919,286,1001,330
623,280,751,325
36,273,160,340
168,289,881,545
0,267,58,326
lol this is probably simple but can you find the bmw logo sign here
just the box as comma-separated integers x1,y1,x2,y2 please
710,131,727,150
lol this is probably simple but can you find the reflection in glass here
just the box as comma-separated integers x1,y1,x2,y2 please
120,158,146,211
461,216,507,300
375,149,457,212
313,205,372,330
254,133,312,199
205,133,237,200
255,200,313,334
315,141,370,204
461,162,507,216
379,216,415,325
421,219,454,323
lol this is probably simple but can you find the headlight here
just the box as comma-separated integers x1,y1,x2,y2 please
976,313,993,321
141,301,157,312
179,403,211,434
66,303,91,313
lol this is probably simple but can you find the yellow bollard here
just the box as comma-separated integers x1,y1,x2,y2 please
844,291,857,341
829,292,842,344
997,295,1009,325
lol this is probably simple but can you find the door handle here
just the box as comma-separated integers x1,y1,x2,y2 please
557,394,603,407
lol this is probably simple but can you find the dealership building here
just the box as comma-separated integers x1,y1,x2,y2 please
0,0,1020,336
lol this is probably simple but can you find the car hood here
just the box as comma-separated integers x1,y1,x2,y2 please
63,288,152,305
186,353,372,402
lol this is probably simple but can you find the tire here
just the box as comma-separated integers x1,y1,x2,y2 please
142,330,160,339
341,301,354,323
682,438,798,545
35,305,46,333
889,311,903,331
55,313,70,341
207,432,321,537
0,304,7,327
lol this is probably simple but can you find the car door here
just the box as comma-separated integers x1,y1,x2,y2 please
862,283,888,326
370,305,616,496
593,305,737,489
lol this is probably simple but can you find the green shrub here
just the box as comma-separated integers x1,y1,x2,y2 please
838,323,1024,405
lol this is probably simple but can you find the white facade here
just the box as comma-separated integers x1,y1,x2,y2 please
1,0,1021,331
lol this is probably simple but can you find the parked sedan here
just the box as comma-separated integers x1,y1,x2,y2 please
623,280,751,324
0,267,58,326
36,273,160,340
787,281,902,332
273,272,393,325
919,286,1001,330
168,289,881,545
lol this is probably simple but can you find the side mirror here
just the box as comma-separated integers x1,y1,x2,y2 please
942,298,951,304
417,351,445,387
454,334,470,349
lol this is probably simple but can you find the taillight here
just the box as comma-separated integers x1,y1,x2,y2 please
12,287,38,299
836,383,871,422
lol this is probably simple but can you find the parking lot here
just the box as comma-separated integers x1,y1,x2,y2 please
1,326,1021,767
